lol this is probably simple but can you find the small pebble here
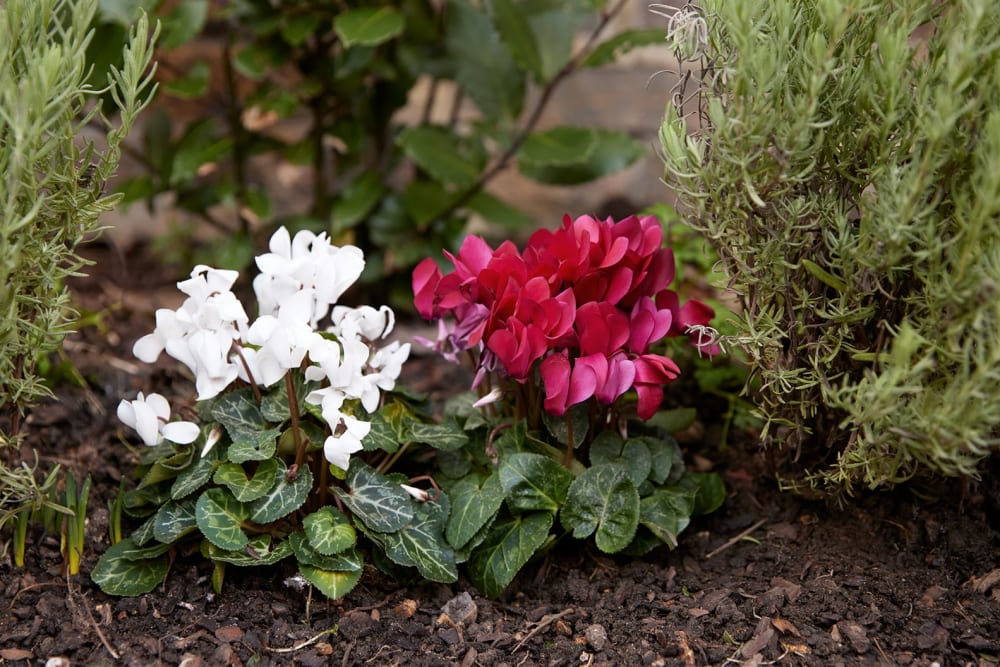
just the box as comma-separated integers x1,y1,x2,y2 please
585,623,608,651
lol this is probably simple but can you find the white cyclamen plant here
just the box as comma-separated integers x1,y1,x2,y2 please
124,227,409,471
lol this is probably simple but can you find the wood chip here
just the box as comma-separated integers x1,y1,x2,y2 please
771,617,801,637
0,649,33,661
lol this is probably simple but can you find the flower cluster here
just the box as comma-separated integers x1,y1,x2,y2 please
413,214,715,419
121,227,409,468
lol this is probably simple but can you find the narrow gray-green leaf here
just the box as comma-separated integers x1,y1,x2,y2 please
195,488,249,551
560,464,639,553
499,452,573,512
446,473,504,549
248,463,312,523
153,497,198,544
334,461,414,533
91,538,168,596
467,512,553,598
213,458,280,503
334,7,405,48
298,564,363,600
303,506,357,556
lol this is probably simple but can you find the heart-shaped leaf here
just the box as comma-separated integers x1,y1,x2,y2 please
334,461,414,533
467,512,553,598
195,488,249,551
227,427,281,464
153,497,198,544
589,432,652,487
303,507,357,556
248,462,312,523
298,564,363,600
499,452,573,512
91,538,168,596
446,473,504,550
380,499,457,584
213,458,280,503
170,450,217,500
560,464,639,553
639,488,696,548
289,532,363,572
407,418,470,451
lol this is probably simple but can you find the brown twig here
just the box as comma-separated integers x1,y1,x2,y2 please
512,608,575,653
704,518,767,559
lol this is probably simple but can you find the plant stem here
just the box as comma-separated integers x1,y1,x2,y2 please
563,413,575,469
287,372,306,478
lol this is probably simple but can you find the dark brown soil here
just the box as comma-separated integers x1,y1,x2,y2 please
2,243,998,667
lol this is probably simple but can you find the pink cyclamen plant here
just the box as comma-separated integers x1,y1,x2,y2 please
413,213,717,426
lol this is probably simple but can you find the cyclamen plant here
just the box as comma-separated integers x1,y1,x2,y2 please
95,215,725,602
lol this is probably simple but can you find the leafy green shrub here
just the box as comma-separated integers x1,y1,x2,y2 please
659,0,1000,492
94,0,664,300
0,0,155,538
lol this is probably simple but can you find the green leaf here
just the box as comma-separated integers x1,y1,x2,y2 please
683,472,727,515
519,127,598,166
467,512,553,598
201,535,294,567
407,418,470,451
289,532,364,571
639,488,695,548
381,502,459,584
524,2,586,81
210,388,266,434
248,462,312,523
398,126,482,188
499,452,574,512
541,403,589,447
303,507,357,555
130,515,156,546
447,0,524,122
138,449,192,489
162,61,211,99
233,43,272,79
519,129,645,185
560,464,639,553
582,28,668,68
589,432,652,488
281,14,321,46
299,564,363,600
170,451,216,500
227,427,281,464
331,171,386,234
195,488,249,551
115,539,172,561
160,0,208,50
635,435,684,485
334,461,414,532
403,180,452,228
212,458,281,503
153,497,199,543
364,411,402,454
334,7,405,48
91,538,168,596
466,191,535,230
97,0,157,26
647,408,698,434
446,473,504,549
489,0,543,80
170,119,232,186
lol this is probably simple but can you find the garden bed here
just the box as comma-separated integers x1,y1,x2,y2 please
1,243,997,666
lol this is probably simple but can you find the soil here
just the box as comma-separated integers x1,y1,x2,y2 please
2,242,999,667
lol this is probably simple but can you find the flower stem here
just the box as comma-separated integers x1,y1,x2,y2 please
286,371,306,478
232,345,262,404
563,413,575,468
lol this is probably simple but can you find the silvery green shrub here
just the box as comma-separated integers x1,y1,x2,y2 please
659,0,1000,492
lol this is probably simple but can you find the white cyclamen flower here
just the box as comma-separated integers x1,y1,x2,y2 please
323,413,371,470
117,392,199,447
253,226,365,326
400,484,430,502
